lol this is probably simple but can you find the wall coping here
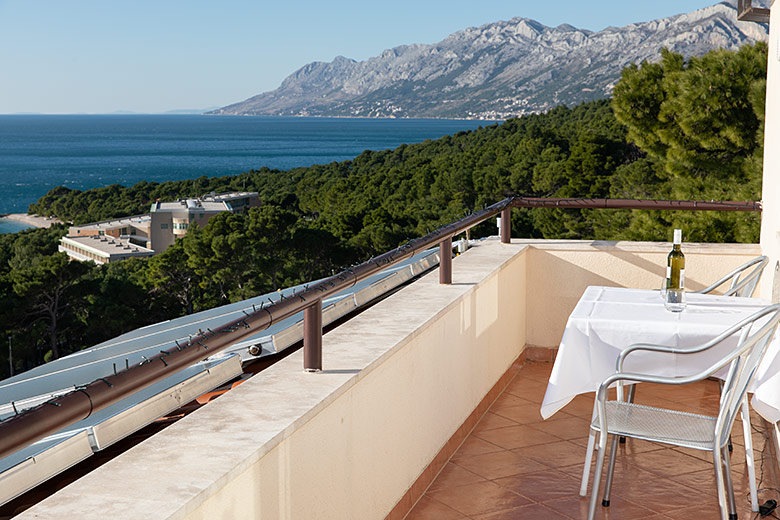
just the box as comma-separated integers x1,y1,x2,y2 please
513,238,761,255
14,238,762,518
16,238,527,520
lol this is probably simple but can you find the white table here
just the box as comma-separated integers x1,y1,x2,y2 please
541,286,780,421
541,286,780,507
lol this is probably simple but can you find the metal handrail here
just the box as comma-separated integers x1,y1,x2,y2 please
0,195,763,460
737,0,770,23
512,197,761,212
0,197,515,460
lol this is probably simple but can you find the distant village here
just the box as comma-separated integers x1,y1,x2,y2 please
58,191,260,264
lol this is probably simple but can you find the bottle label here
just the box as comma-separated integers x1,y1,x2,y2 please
680,268,685,289
666,266,671,279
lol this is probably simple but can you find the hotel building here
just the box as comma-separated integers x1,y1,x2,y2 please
59,192,260,262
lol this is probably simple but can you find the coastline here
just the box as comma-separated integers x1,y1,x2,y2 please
0,213,62,229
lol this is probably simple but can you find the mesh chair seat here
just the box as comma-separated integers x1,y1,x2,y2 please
590,401,717,451
583,303,780,520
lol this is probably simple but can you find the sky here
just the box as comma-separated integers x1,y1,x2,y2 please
0,0,735,114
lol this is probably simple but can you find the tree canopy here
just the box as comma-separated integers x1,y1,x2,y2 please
2,42,767,376
612,42,767,242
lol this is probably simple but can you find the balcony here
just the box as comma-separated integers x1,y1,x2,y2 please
8,237,777,520
405,362,768,519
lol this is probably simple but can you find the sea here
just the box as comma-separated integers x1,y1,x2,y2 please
0,115,492,233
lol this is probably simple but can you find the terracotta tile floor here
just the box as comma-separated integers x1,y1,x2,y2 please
405,362,779,520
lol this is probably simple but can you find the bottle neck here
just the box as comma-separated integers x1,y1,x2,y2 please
672,229,682,245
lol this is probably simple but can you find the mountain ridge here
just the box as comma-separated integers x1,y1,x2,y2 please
210,2,767,119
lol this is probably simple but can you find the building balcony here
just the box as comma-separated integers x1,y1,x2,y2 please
404,359,769,519
9,238,778,520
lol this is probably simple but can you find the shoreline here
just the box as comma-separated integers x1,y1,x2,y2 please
0,213,62,229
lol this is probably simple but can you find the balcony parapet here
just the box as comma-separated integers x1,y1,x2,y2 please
15,238,527,520
13,238,762,520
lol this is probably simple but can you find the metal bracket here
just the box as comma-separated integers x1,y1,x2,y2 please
738,0,770,23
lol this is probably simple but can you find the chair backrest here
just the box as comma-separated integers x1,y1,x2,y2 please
695,255,768,298
714,303,780,449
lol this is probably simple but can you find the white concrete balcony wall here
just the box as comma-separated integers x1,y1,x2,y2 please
15,239,762,520
760,0,780,296
524,240,762,348
16,239,528,520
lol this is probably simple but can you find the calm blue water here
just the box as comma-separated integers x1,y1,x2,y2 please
0,115,490,217
0,219,32,234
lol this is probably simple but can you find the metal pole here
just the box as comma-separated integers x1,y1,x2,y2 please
8,335,12,377
500,207,511,244
303,299,322,372
439,238,452,285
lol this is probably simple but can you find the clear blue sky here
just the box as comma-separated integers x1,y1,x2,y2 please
0,0,731,114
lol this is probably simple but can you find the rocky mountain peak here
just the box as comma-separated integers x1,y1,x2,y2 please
209,1,768,119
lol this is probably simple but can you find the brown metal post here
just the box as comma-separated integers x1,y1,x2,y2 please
737,0,770,22
303,298,323,372
439,238,452,285
500,207,511,244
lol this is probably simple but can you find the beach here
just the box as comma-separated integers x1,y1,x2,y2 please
1,213,62,229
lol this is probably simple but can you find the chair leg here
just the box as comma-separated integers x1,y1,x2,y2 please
580,400,599,497
773,422,780,481
602,432,620,506
580,431,596,496
722,446,738,520
714,448,729,520
619,384,636,444
718,380,734,452
587,432,609,520
740,398,759,511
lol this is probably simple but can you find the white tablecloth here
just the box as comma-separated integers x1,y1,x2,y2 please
540,286,780,422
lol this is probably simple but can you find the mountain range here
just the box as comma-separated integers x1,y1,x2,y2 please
209,1,768,120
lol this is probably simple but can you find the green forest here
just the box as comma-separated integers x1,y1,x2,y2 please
0,42,768,377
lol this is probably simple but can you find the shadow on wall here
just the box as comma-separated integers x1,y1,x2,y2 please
525,244,764,349
526,248,644,349
577,241,746,293
596,247,758,294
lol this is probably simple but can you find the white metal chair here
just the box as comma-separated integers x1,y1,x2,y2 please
585,304,780,520
692,254,766,506
693,256,768,298
581,255,770,504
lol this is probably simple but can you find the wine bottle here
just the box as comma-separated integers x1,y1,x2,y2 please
665,229,686,311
